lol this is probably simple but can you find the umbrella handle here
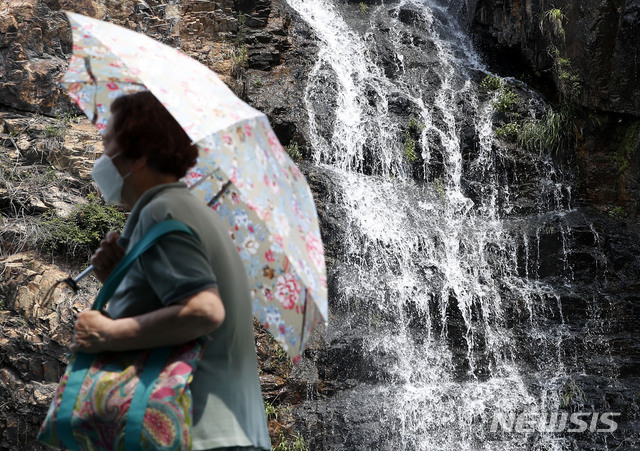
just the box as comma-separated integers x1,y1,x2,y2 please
70,265,95,287
39,265,94,307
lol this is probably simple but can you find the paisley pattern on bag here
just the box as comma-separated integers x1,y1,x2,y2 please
38,340,203,450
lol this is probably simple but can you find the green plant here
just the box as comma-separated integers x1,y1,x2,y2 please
273,432,307,451
481,74,502,91
285,142,302,161
559,378,585,408
495,122,520,139
252,76,264,88
608,206,625,218
230,45,248,78
546,46,582,100
517,107,574,154
237,11,247,42
265,401,279,421
359,2,368,13
46,166,56,182
494,87,518,112
555,57,582,97
403,117,424,163
403,135,418,162
39,193,126,259
541,8,565,37
434,178,445,198
407,117,425,132
44,124,64,137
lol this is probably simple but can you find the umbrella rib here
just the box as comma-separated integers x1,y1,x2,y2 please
207,180,232,206
83,57,99,125
187,169,218,191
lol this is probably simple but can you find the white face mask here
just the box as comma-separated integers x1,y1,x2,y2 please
91,152,130,205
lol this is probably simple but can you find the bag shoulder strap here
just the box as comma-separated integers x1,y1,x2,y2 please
92,219,195,311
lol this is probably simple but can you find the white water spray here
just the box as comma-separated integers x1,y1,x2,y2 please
287,0,583,449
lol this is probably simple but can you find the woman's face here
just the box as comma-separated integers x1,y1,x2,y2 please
102,118,137,208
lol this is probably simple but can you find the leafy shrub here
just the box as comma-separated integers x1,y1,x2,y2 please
40,193,126,259
285,142,302,161
481,74,502,91
494,87,518,112
495,122,520,140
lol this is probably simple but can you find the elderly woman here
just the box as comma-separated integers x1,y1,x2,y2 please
72,91,271,451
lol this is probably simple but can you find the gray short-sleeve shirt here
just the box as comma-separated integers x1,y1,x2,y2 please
106,182,271,451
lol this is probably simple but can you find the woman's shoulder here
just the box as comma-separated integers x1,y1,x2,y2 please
141,183,217,229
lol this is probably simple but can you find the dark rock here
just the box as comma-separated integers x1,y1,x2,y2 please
471,0,640,115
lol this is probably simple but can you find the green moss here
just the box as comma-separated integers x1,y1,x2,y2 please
403,117,424,164
407,117,425,131
608,206,626,218
403,136,418,162
39,193,126,259
434,178,445,198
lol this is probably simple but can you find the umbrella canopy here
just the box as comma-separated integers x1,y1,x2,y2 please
61,11,328,361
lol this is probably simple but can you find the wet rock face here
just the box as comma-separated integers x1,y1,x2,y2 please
469,0,640,217
470,0,640,116
242,0,319,151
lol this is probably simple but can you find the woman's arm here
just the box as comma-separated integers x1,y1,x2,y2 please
71,287,225,353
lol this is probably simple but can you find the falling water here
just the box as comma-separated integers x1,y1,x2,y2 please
285,0,609,449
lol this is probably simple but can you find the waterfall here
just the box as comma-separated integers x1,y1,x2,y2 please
286,0,605,449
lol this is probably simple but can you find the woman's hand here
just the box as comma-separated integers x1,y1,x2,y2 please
71,310,114,353
91,230,125,282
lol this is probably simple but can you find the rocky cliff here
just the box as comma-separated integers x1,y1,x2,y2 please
469,0,640,214
1,0,639,450
0,0,315,449
470,0,640,115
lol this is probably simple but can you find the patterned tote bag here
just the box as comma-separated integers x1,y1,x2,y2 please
38,220,204,450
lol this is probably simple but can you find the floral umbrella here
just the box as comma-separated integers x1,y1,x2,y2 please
61,11,328,362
